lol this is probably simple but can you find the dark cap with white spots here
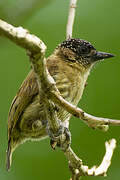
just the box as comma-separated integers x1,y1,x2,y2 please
58,38,96,56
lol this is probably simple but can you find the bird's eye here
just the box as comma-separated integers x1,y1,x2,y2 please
80,46,89,54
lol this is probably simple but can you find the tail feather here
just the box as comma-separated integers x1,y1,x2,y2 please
6,141,12,171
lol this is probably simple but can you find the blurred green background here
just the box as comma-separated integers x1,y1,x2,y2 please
0,0,120,179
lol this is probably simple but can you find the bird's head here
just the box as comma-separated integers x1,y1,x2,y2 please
55,38,114,70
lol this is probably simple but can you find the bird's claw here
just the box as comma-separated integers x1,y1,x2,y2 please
47,123,71,151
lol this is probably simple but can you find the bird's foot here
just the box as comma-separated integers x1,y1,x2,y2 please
46,122,71,151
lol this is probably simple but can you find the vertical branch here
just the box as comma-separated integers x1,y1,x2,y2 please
66,0,78,39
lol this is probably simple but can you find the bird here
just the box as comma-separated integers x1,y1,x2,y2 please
6,38,114,171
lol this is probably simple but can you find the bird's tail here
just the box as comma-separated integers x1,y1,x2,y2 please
6,139,12,171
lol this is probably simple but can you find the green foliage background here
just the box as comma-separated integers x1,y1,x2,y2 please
0,0,120,179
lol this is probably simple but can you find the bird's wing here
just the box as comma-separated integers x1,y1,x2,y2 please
7,69,39,140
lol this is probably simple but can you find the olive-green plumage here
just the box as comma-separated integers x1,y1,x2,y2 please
6,38,114,171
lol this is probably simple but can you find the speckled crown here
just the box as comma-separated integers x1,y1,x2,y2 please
59,38,95,56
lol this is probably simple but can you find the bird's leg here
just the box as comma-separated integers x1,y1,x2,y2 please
46,120,71,151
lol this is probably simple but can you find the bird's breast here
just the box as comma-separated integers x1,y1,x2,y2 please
51,68,86,123
47,55,91,123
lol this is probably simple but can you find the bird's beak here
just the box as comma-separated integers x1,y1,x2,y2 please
92,51,115,61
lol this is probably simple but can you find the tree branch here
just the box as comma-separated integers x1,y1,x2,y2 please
69,139,116,179
48,90,120,131
0,19,46,54
66,0,78,39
